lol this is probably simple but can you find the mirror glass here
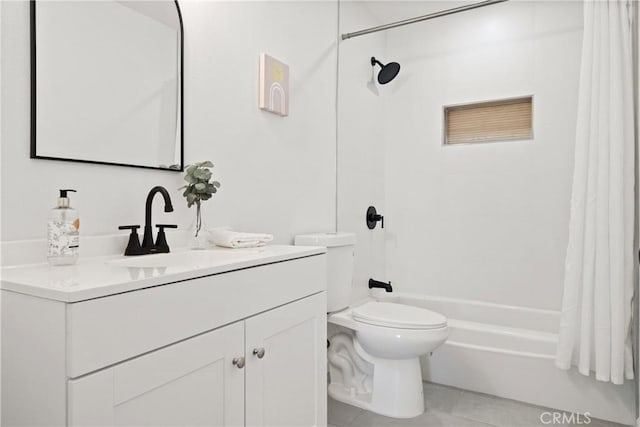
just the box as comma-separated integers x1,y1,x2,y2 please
31,0,183,171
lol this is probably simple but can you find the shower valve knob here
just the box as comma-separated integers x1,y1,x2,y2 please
366,206,384,229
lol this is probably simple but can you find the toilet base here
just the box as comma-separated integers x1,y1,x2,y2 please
329,355,425,419
327,303,448,420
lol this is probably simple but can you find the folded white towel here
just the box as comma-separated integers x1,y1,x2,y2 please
210,228,274,249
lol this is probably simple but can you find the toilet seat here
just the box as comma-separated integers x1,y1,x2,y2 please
352,302,447,330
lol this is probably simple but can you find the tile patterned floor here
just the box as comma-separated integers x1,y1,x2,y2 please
328,382,629,427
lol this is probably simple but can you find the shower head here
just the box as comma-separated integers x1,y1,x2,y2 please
371,57,400,84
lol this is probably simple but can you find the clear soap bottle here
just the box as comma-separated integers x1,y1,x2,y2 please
47,189,80,266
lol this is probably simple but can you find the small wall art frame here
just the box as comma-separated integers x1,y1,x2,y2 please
259,53,289,117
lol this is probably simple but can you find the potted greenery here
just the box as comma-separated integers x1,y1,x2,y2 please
180,161,221,249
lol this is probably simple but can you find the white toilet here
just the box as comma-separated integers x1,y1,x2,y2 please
294,232,449,419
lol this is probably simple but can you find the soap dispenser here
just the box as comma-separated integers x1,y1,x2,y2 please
47,189,79,266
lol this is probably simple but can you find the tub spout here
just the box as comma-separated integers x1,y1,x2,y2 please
369,278,393,292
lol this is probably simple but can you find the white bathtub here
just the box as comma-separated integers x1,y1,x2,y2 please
373,292,635,425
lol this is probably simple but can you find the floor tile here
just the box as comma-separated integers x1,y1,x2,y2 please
424,381,464,414
450,388,627,427
328,397,364,426
533,411,627,427
350,409,496,427
586,417,629,427
327,382,628,427
451,389,546,426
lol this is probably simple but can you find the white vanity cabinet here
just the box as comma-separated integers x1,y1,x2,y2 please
245,293,326,426
2,249,327,427
68,321,246,426
67,293,326,427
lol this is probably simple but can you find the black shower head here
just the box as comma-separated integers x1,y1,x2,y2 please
371,57,400,84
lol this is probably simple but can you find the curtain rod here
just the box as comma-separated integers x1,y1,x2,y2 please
341,0,508,41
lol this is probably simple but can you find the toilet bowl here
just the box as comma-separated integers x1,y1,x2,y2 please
328,301,448,418
294,232,448,419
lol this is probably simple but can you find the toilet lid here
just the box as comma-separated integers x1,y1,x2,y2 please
352,302,447,329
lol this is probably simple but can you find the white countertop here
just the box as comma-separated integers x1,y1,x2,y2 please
0,245,325,303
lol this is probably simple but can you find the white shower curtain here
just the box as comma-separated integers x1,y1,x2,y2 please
555,0,635,385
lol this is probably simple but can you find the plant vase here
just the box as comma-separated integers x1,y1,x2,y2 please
189,201,210,250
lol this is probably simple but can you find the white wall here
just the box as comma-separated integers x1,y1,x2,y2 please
337,1,582,311
1,0,338,250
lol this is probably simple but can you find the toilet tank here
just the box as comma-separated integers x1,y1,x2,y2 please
294,232,356,313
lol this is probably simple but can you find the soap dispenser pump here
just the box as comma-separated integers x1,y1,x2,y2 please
47,189,79,266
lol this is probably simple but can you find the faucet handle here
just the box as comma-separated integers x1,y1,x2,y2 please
118,225,143,256
366,206,384,229
154,224,176,254
118,225,140,231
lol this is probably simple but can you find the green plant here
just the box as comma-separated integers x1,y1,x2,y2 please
180,161,221,237
180,161,221,208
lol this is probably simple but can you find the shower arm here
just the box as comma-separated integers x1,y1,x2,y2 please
371,57,384,68
341,0,508,41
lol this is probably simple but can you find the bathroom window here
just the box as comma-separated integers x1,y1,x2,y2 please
444,96,533,145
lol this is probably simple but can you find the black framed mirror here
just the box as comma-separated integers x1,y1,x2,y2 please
30,0,184,171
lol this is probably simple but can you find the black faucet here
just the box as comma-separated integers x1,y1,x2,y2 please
119,186,176,256
142,186,174,251
369,278,393,292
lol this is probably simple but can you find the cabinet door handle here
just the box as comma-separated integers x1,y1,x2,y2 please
232,357,245,369
253,347,266,359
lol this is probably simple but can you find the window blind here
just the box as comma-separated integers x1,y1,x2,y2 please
444,97,533,144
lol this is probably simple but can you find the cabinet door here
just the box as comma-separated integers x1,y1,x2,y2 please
245,292,327,427
68,322,245,427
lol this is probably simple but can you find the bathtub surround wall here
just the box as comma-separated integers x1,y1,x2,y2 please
337,0,586,343
1,0,337,249
380,0,583,311
336,1,388,303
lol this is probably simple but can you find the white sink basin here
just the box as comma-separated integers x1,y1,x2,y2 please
108,249,262,268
